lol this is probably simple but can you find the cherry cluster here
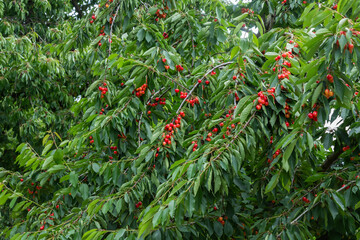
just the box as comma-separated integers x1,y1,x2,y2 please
186,97,199,107
191,140,198,151
98,82,108,98
175,64,184,71
307,111,318,122
234,92,239,101
148,97,166,107
302,196,310,203
27,184,42,195
179,91,188,99
90,14,96,24
336,31,355,53
281,0,287,4
110,146,118,155
324,88,334,99
272,149,282,160
89,136,94,144
342,145,350,152
241,8,254,14
163,32,169,39
270,136,273,144
350,28,360,36
162,112,185,146
135,83,147,97
284,102,291,119
135,201,142,208
155,7,168,21
217,216,227,226
255,91,269,110
326,74,334,83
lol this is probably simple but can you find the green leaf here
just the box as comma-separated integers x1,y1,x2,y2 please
282,140,297,172
305,173,326,183
355,201,360,210
114,229,126,240
239,103,253,123
312,84,322,108
42,156,54,170
92,163,100,173
331,192,345,211
265,171,281,193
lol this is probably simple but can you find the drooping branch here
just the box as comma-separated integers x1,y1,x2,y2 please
321,150,343,171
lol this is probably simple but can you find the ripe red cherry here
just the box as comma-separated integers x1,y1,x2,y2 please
326,74,333,83
98,42,102,46
205,80,210,85
90,20,94,24
308,113,313,119
56,205,59,209
114,151,118,154
175,89,179,93
92,15,96,20
198,79,202,83
256,104,261,110
285,122,289,127
147,111,151,115
312,111,318,118
232,76,237,80
40,225,45,230
348,43,354,53
302,197,307,202
162,58,166,63
214,206,217,210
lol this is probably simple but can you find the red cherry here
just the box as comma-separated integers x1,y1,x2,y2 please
147,111,151,115
92,15,96,20
205,80,210,85
20,179,23,182
312,111,318,118
90,20,94,24
214,206,217,210
98,42,102,46
175,89,179,93
308,113,313,119
256,104,261,110
40,225,45,230
198,79,202,83
232,76,237,80
162,58,166,63
56,205,59,209
326,74,334,83
348,43,354,53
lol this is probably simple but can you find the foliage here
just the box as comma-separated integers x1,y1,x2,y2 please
1,0,360,239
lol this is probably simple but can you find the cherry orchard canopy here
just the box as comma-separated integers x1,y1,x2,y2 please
0,0,360,239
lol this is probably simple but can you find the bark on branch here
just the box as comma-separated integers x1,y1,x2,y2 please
320,150,342,171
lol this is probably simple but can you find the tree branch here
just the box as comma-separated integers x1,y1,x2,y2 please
321,150,343,171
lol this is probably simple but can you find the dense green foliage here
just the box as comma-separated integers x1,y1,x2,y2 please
1,0,360,239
